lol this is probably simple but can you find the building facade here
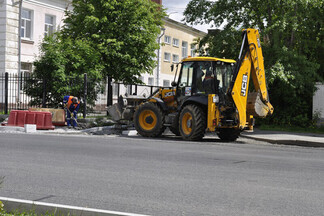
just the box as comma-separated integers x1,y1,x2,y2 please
0,0,206,109
140,17,206,88
0,0,71,75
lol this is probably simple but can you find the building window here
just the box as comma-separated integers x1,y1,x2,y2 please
173,38,179,47
182,41,188,58
20,63,32,90
137,76,144,82
163,80,170,87
113,83,119,96
191,44,196,57
148,77,154,86
164,35,171,44
21,9,33,40
45,15,55,36
164,52,171,62
172,54,179,63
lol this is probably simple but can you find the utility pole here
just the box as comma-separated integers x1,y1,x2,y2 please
156,27,165,86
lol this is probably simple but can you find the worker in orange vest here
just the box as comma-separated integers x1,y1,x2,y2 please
63,95,80,128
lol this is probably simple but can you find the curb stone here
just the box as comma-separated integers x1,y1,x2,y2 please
0,125,25,132
240,134,324,148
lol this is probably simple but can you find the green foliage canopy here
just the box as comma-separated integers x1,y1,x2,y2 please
184,0,324,126
27,0,165,108
26,36,104,107
62,0,166,84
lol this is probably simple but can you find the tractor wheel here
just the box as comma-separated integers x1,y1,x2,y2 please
179,104,206,141
169,115,180,136
217,128,241,142
134,102,165,137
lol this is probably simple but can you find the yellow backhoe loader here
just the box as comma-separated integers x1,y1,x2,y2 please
108,28,273,141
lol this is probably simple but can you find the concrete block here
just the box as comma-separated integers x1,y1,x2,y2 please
7,18,19,27
6,40,17,48
5,61,18,70
122,130,138,136
5,54,18,62
6,32,18,40
6,25,18,34
25,124,37,133
5,10,18,20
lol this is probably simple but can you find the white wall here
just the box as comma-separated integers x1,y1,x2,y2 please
0,0,19,74
313,83,324,125
0,0,71,74
21,0,71,63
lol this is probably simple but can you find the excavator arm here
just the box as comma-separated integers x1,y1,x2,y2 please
231,28,274,129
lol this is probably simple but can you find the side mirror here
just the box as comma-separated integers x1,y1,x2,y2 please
170,64,174,72
171,81,177,87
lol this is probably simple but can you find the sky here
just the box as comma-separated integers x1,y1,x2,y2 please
162,0,212,33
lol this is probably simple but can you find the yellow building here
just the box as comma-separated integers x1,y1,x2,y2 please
112,17,206,104
149,17,206,87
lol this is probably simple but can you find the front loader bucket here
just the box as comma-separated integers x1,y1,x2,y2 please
107,103,123,121
247,92,270,117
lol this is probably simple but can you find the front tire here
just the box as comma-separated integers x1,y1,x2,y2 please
217,128,240,142
179,104,206,141
134,102,165,137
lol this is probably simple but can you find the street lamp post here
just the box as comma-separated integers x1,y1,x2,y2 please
15,0,23,104
156,27,165,86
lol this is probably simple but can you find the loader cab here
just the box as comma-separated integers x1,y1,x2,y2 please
175,57,236,106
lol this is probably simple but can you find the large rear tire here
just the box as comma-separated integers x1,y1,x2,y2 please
217,128,240,142
179,104,206,141
134,102,165,137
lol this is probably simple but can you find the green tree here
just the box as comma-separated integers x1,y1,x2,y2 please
26,36,104,108
62,0,166,84
26,0,165,108
184,0,323,126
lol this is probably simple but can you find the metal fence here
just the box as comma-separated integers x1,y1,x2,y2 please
0,72,42,114
1,72,164,117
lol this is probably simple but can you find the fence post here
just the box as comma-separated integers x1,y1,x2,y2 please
135,84,137,95
107,76,113,116
5,72,8,114
42,78,46,108
83,73,87,119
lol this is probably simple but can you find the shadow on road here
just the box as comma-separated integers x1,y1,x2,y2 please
125,134,246,145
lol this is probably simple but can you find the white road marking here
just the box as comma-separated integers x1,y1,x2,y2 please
0,196,149,216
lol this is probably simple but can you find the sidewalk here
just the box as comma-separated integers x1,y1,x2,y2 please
1,124,323,147
241,129,324,147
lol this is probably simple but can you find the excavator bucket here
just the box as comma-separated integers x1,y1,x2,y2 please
107,103,123,121
247,92,271,117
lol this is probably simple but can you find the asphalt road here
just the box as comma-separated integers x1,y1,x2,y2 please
0,133,324,216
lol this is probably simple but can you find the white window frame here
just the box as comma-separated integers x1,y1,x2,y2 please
45,14,55,37
172,54,179,63
113,83,119,96
182,41,188,58
20,62,32,91
21,9,33,40
163,80,170,87
148,77,154,86
173,38,179,47
191,44,196,57
164,35,171,44
164,52,171,62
